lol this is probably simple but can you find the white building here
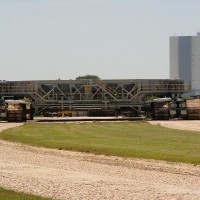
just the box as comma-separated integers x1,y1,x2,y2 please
170,33,200,96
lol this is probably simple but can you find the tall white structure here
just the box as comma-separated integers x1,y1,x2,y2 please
170,33,200,96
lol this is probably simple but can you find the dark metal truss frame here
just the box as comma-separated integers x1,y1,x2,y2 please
0,79,190,115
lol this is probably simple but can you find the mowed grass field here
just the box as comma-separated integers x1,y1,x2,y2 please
0,187,51,200
0,122,200,164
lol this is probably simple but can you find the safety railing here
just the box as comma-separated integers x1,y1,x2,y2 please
0,86,36,93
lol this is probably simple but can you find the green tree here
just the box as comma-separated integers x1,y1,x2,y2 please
76,75,100,80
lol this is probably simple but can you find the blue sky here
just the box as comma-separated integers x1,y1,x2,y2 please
0,0,199,80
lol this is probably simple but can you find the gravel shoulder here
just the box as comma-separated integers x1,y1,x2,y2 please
0,122,200,200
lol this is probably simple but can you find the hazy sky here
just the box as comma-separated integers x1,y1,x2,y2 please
0,0,199,81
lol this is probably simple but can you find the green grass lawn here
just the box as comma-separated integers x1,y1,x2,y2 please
0,122,200,164
0,187,51,200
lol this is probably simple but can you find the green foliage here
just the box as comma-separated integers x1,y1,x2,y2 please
76,75,100,80
0,187,51,200
1,122,200,164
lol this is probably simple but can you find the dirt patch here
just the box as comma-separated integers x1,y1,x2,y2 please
148,120,200,132
0,122,200,200
0,122,23,132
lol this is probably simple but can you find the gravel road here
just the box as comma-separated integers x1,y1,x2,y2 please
149,120,200,132
0,122,200,200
